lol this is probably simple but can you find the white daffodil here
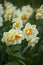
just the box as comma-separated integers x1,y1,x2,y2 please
12,9,22,20
12,18,23,29
28,36,39,47
4,9,13,21
0,4,4,15
1,29,15,45
21,5,33,22
21,11,30,23
12,29,24,45
4,1,17,21
22,5,33,15
0,16,3,27
1,29,24,46
23,23,39,41
36,5,43,19
4,7,17,21
4,1,14,9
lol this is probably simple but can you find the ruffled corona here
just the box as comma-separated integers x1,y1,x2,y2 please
23,23,39,41
12,18,23,29
21,12,29,22
1,29,24,45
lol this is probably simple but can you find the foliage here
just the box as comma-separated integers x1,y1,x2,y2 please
0,0,43,65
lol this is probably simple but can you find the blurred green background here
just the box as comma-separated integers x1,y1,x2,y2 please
0,0,43,65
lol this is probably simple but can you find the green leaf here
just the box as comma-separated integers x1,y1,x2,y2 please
5,62,14,65
6,47,11,55
5,61,19,65
11,45,21,52
12,53,25,60
18,60,26,65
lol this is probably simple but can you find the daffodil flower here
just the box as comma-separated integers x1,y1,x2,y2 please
23,23,39,41
12,18,23,29
1,29,24,46
36,5,43,19
28,36,39,47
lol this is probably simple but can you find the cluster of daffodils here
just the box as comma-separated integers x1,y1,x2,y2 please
12,5,33,23
1,1,40,46
2,22,39,46
0,2,43,27
36,5,43,19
